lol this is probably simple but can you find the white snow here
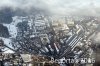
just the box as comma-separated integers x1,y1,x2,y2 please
0,37,11,47
0,37,14,53
3,24,17,38
30,35,35,38
3,16,24,38
3,49,14,53
0,16,24,53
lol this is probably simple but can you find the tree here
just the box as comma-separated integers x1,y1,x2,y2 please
0,24,10,38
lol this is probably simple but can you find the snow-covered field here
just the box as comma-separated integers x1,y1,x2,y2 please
1,16,23,53
0,37,14,53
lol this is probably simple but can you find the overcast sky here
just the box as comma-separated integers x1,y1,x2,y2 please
0,0,100,16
